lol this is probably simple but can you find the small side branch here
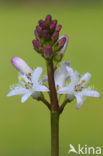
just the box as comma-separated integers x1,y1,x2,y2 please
39,97,51,111
59,99,70,114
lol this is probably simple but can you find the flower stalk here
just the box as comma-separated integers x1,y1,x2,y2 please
47,60,59,114
51,113,59,156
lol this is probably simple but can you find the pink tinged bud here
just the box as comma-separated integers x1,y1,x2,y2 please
36,25,42,33
11,57,32,74
56,25,62,32
44,45,53,58
38,19,44,26
42,30,50,39
45,15,52,25
34,30,40,40
51,31,59,42
50,24,55,32
42,22,48,29
52,20,57,25
57,35,69,55
32,40,41,52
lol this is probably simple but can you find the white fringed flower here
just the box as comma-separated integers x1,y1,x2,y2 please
58,66,101,108
7,67,49,103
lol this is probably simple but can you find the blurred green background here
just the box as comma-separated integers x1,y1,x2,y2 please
0,1,103,156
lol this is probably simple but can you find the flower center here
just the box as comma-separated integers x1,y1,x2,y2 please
75,79,86,91
20,76,33,89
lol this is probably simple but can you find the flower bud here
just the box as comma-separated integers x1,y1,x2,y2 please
32,40,42,52
42,30,50,40
38,19,44,26
11,57,32,74
51,31,59,43
45,15,52,25
56,35,69,55
36,25,42,33
52,20,57,25
56,25,62,32
50,24,55,32
44,45,53,58
34,30,40,40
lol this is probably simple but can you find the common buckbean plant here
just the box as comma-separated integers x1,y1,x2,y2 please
7,15,101,156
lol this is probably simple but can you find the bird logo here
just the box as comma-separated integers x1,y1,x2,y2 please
68,144,78,154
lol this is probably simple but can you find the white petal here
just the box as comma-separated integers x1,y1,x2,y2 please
75,95,84,108
34,85,49,92
79,88,101,98
79,72,91,87
54,62,70,88
21,93,32,103
7,87,27,96
66,66,74,77
58,86,70,94
32,67,42,84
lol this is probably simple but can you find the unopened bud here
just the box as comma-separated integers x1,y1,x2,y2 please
42,30,50,39
51,31,59,43
34,30,40,40
52,20,57,25
36,25,42,33
44,45,53,58
56,25,62,32
56,35,69,55
50,24,55,32
42,22,48,29
32,40,42,52
38,19,44,26
45,15,52,25
11,57,32,74
55,36,66,51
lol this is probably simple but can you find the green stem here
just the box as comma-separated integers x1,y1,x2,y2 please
51,113,59,156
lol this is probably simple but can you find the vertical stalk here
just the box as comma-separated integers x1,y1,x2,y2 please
47,60,59,113
51,113,59,156
46,60,60,156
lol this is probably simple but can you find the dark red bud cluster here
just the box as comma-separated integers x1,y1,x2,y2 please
34,14,62,42
32,15,63,59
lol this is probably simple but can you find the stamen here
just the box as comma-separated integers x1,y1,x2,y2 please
21,78,25,82
81,79,86,83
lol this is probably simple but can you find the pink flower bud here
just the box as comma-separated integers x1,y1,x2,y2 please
45,15,52,25
57,35,69,55
50,24,55,32
32,40,41,52
56,25,62,32
44,45,53,58
34,30,40,40
38,19,44,26
51,31,59,42
11,57,32,74
52,20,57,25
42,30,50,39
36,25,42,33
